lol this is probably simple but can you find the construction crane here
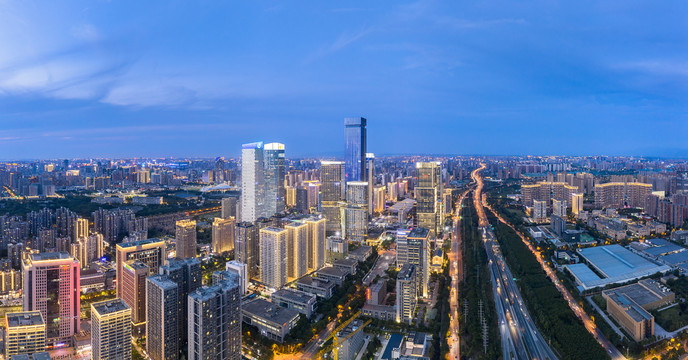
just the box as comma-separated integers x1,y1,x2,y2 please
321,311,372,360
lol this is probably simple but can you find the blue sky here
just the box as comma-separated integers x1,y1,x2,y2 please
0,0,686,159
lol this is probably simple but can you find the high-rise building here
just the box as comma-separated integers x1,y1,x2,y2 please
321,161,346,234
572,193,584,215
533,199,548,223
235,222,258,280
366,153,375,217
4,312,45,358
175,219,197,259
396,264,417,324
221,197,238,219
306,216,327,271
552,199,567,217
188,271,242,360
159,258,202,351
344,117,367,182
264,142,286,216
75,218,89,240
260,227,288,289
91,299,132,360
225,260,248,294
397,228,430,298
146,275,179,360
121,261,148,337
241,142,266,222
326,235,348,263
286,221,309,279
22,252,80,346
341,181,368,242
212,217,235,254
415,162,442,235
116,238,166,298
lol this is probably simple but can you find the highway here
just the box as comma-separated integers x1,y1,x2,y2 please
448,188,471,360
484,198,626,360
472,165,558,360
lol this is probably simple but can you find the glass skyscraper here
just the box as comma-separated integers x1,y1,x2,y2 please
264,142,286,215
344,117,367,182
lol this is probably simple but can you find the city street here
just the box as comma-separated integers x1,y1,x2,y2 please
448,188,470,360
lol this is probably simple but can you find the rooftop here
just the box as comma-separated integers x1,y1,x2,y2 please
607,292,653,322
6,312,44,327
92,299,130,315
242,298,300,324
317,266,347,277
273,288,316,304
297,276,335,288
118,238,164,249
408,227,429,239
30,252,73,261
147,275,178,290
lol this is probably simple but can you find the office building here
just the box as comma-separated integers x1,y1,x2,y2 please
264,142,286,216
604,291,654,341
396,264,417,324
341,181,368,242
271,288,317,318
146,275,179,360
225,260,248,294
326,235,348,262
221,197,238,219
116,238,166,298
212,217,235,254
235,222,258,280
366,280,387,305
91,299,132,360
296,276,336,299
241,299,300,343
344,117,367,182
572,193,584,215
188,272,242,360
397,227,430,297
306,216,327,271
321,161,346,234
260,227,288,288
159,258,202,350
286,221,309,279
120,261,148,337
4,312,45,358
22,252,80,346
175,219,197,259
366,153,375,217
241,142,266,222
415,162,442,235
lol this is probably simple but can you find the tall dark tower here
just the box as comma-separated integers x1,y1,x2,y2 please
344,117,367,182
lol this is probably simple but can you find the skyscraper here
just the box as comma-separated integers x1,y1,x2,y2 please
286,221,308,279
264,142,286,216
396,264,417,324
344,117,367,182
235,222,258,280
116,238,166,298
4,311,46,358
397,228,430,298
572,193,584,216
146,275,179,360
415,162,442,235
241,142,266,222
341,181,368,242
321,161,346,234
175,219,197,259
221,197,238,219
366,153,375,217
260,227,288,289
159,258,202,351
188,271,242,360
306,216,327,271
212,217,235,254
120,261,148,337
22,252,80,347
91,299,132,360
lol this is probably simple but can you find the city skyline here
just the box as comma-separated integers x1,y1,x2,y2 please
1,1,687,159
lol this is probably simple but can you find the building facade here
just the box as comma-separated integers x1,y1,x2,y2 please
91,299,132,360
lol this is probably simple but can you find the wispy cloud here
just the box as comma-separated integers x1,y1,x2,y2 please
434,17,527,30
615,60,688,77
304,26,372,63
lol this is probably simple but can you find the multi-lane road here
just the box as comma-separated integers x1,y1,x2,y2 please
448,188,471,360
472,165,559,360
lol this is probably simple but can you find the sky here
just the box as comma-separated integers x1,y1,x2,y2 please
0,0,686,159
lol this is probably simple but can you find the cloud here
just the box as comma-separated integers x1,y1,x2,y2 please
304,27,372,63
70,24,101,42
435,17,527,30
615,61,688,77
